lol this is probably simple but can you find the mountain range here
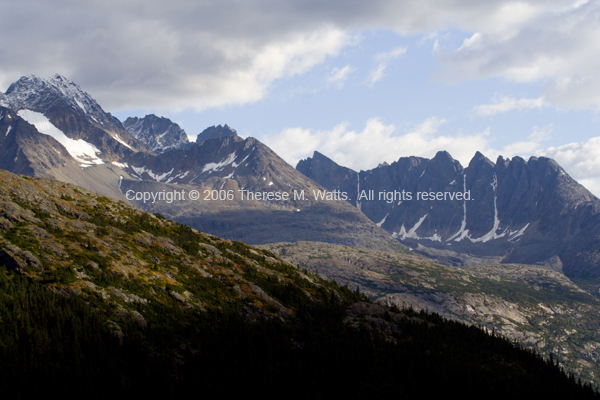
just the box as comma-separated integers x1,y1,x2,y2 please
3,74,600,385
0,74,396,250
2,74,600,278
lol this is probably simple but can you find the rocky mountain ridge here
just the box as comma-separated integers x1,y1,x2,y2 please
121,134,397,248
297,150,600,278
0,74,152,202
0,74,145,158
0,74,399,251
1,74,121,128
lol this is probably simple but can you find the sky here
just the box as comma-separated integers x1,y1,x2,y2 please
2,0,600,194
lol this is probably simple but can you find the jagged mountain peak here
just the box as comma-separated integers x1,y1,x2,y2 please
430,150,463,173
123,114,189,154
297,150,356,191
4,74,96,117
467,151,494,168
196,124,238,144
0,74,129,136
433,150,454,160
302,150,337,165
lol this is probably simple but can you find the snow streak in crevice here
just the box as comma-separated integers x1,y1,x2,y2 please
471,173,507,243
447,174,468,242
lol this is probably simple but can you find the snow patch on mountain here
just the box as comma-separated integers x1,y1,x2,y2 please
470,174,507,243
202,152,237,173
130,166,175,182
112,134,133,150
425,233,442,242
398,214,428,240
74,98,87,113
470,197,507,243
376,213,389,227
111,161,128,169
17,109,103,166
447,175,469,242
232,154,250,168
508,223,530,242
356,175,361,211
148,168,174,182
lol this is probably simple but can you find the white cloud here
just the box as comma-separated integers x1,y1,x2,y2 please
374,46,407,62
499,124,552,156
458,32,483,51
2,0,597,112
367,64,388,86
0,1,357,111
106,28,351,111
264,117,494,171
474,95,545,116
328,64,354,87
367,46,407,86
438,0,600,109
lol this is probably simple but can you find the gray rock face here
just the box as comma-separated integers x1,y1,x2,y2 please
0,106,72,176
297,150,600,278
123,114,189,153
196,124,238,144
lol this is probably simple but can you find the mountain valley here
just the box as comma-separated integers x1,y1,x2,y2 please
0,169,596,398
1,74,600,390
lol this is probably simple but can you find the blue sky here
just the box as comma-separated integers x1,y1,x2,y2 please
3,0,600,194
